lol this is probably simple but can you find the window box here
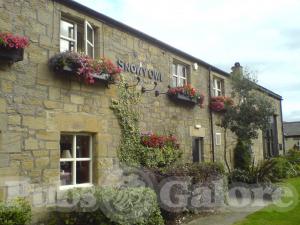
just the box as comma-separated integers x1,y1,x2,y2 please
0,32,29,63
0,47,24,62
168,92,199,105
54,65,114,85
167,85,205,107
49,52,121,86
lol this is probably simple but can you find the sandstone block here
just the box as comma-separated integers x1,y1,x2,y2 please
0,132,22,153
44,100,63,109
24,138,39,150
0,98,6,113
22,116,46,129
35,157,50,169
70,95,84,104
8,115,21,125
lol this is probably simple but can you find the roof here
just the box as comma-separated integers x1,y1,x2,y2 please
55,0,282,100
283,122,300,137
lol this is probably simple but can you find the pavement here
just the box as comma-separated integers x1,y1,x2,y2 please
183,200,270,225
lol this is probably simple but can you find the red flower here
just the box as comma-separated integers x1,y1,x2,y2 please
167,84,204,107
0,32,29,49
210,96,234,112
141,132,179,149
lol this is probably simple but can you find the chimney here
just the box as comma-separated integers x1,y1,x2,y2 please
231,62,243,76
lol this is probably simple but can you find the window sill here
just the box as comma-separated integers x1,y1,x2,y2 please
59,183,93,191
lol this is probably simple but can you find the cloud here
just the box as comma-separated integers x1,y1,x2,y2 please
75,0,300,121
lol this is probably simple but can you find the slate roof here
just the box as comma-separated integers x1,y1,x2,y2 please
283,122,300,137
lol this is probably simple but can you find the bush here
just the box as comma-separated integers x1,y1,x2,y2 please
234,139,251,170
285,149,300,164
270,157,297,180
141,145,182,169
0,198,31,225
229,159,277,184
50,187,164,225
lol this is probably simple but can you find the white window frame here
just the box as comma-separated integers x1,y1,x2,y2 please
60,18,95,59
215,133,222,146
213,78,223,96
60,19,77,52
172,63,188,87
60,133,93,190
85,20,95,58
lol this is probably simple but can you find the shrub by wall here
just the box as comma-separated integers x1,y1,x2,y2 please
49,187,164,225
0,198,31,225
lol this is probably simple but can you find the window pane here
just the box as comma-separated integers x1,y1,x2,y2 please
87,44,93,58
87,25,93,43
217,80,222,89
76,135,90,158
172,64,176,75
60,39,75,52
60,135,73,158
60,161,73,185
177,65,183,77
61,20,75,39
172,76,177,87
76,161,90,184
178,78,183,86
182,66,186,78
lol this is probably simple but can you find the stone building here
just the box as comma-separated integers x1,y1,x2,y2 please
284,121,300,151
0,0,284,219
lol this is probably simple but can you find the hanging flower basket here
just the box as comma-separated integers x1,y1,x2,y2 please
48,51,122,85
210,96,234,112
0,33,29,63
167,84,205,107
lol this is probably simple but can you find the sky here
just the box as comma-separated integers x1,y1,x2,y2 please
75,0,300,122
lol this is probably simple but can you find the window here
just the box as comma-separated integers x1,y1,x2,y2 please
60,133,92,188
172,62,188,87
60,18,95,58
213,78,224,96
215,133,221,146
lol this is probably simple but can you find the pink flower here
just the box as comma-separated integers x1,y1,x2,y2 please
0,32,29,49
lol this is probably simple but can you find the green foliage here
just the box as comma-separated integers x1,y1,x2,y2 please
234,139,252,170
111,79,182,168
229,159,277,184
50,187,164,225
141,145,182,169
110,79,144,166
0,198,31,225
285,149,300,164
221,67,275,142
270,157,297,180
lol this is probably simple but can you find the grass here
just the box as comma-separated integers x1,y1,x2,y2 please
233,177,300,225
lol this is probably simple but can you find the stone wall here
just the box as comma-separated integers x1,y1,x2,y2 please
0,0,284,222
285,136,300,151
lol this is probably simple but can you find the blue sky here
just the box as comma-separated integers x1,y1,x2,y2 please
75,0,300,121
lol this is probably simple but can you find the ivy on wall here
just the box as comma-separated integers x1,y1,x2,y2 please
111,78,182,168
111,79,144,166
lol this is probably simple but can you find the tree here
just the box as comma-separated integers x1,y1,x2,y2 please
220,63,275,171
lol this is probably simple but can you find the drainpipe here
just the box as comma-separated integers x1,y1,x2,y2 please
208,66,215,162
280,99,285,155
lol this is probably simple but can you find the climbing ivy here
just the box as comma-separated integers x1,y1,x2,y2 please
111,78,182,168
111,79,144,166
